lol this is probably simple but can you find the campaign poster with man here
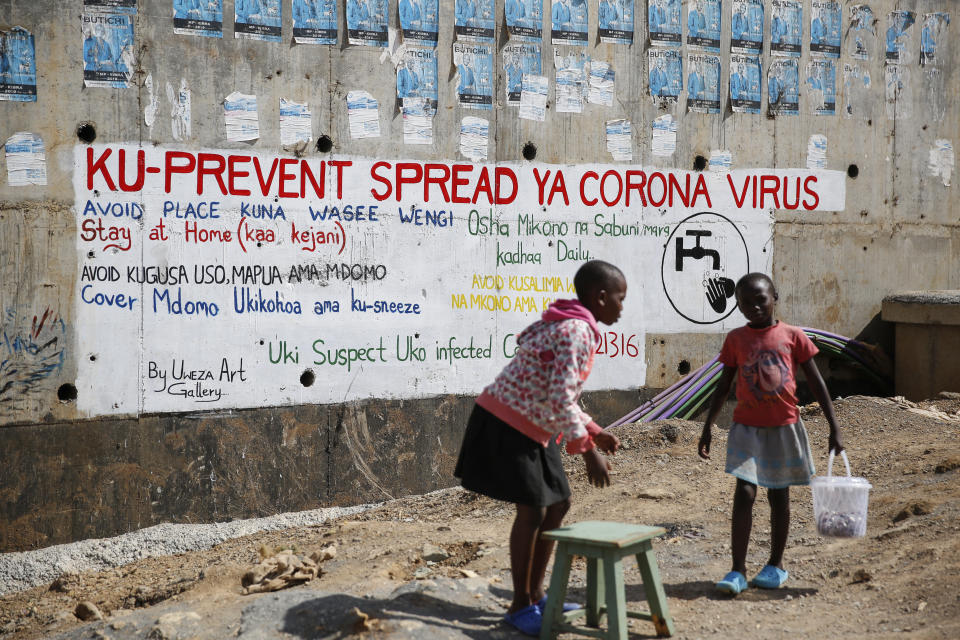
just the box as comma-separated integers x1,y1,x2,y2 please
809,1,841,58
396,47,438,109
730,0,763,55
885,10,915,65
687,53,720,113
648,0,681,46
648,48,682,103
235,0,281,42
505,0,543,43
85,0,136,15
729,53,761,113
454,43,493,110
454,0,494,43
598,0,633,45
81,11,135,88
551,0,588,46
920,13,950,67
847,5,875,61
173,0,223,38
554,48,589,112
503,43,541,105
292,0,337,44
767,58,799,115
805,59,836,116
399,0,439,46
0,27,37,102
770,0,801,57
686,0,720,52
346,0,388,46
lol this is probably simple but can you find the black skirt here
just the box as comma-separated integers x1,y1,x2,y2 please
454,404,571,507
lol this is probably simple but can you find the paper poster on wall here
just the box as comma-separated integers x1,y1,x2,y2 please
0,27,37,102
842,63,871,120
551,0,588,46
168,79,192,141
805,60,836,116
648,0,680,46
554,49,588,113
587,60,615,106
173,0,223,38
4,132,46,186
506,0,543,43
85,0,136,14
454,43,493,110
346,91,381,139
292,0,338,44
768,58,798,116
687,53,720,114
81,12,135,89
346,0,388,46
459,116,489,161
884,65,909,120
730,0,763,55
280,99,312,146
920,13,950,67
847,5,875,61
730,54,761,114
402,97,434,144
598,0,633,45
224,92,259,141
454,0,494,43
885,11,914,65
809,1,840,58
399,0,438,46
651,114,676,156
503,43,541,105
235,0,281,41
605,119,631,161
396,47,438,109
806,134,827,169
709,149,732,172
648,48,681,104
770,0,801,57
519,74,548,121
686,0,720,52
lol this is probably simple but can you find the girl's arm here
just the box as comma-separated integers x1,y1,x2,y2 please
800,358,844,454
697,366,735,459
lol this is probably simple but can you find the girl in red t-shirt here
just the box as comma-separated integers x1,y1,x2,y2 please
697,273,844,595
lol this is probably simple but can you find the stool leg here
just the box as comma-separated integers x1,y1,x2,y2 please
539,543,573,640
586,557,604,627
636,547,675,637
602,552,627,640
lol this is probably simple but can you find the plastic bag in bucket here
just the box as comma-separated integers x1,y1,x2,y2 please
811,451,872,538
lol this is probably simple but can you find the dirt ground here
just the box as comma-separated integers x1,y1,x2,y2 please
2,394,960,639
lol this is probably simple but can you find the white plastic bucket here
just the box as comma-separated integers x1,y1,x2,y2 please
810,451,872,538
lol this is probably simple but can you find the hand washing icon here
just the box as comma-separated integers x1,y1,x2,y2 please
704,276,736,313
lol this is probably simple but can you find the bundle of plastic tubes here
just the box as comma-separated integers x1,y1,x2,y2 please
605,328,892,430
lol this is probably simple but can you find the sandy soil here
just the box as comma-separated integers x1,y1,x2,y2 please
2,395,960,639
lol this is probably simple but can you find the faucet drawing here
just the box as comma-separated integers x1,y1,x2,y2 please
675,230,720,272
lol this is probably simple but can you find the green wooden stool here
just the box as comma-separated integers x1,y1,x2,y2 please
539,521,674,639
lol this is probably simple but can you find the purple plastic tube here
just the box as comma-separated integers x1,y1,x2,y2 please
648,362,723,421
605,356,717,428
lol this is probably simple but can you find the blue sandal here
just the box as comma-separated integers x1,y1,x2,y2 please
504,604,543,636
715,571,748,595
750,565,789,589
536,595,581,613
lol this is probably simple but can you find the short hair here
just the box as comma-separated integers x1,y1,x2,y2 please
574,260,624,302
735,272,776,296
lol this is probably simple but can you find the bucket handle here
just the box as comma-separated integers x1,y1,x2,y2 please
826,450,851,478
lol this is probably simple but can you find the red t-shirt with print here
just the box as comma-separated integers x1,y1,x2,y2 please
719,321,818,427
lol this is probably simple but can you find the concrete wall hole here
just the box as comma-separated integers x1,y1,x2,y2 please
677,360,691,375
847,164,859,179
76,122,96,144
522,142,537,161
57,383,77,403
693,155,707,171
316,135,333,153
300,369,316,387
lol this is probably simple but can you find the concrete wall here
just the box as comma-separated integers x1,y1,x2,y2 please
1,0,957,550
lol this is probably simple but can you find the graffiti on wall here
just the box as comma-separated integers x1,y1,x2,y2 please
0,307,66,412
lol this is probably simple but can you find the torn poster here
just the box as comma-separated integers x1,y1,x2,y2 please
598,0,634,45
709,149,732,172
551,0,588,46
847,5,875,61
0,27,37,102
81,12,135,89
767,58,798,115
885,11,914,65
920,13,950,67
730,54,761,113
454,43,493,110
731,0,763,54
927,140,954,187
346,90,381,138
554,49,588,113
805,59,836,116
519,74,548,122
923,67,946,123
396,47,438,109
806,134,827,169
223,92,259,141
648,48,681,104
770,0,801,57
648,0,681,46
399,0,438,46
402,97,434,145
605,119,632,162
687,53,720,114
651,114,676,157
280,98,312,146
144,73,159,129
167,78,191,141
842,63,871,120
459,116,489,162
454,0,494,43
347,0,388,47
506,0,543,43
884,64,909,120
235,0,281,42
85,0,136,14
686,0,720,52
503,43,541,105
173,0,223,38
292,0,338,45
4,132,46,186
588,60,615,106
809,1,840,58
